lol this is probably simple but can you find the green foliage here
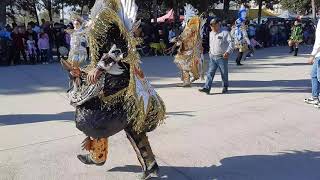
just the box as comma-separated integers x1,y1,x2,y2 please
280,0,320,14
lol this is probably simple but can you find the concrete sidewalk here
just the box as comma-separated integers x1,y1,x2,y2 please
0,46,320,180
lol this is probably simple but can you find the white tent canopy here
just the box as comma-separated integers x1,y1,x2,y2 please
278,10,298,19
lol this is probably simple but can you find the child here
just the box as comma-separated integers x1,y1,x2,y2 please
37,32,49,64
27,35,37,64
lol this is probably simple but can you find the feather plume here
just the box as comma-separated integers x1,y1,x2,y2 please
90,0,107,20
119,0,138,31
182,4,198,28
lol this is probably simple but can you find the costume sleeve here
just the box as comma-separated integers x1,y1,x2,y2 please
226,32,234,54
311,20,320,56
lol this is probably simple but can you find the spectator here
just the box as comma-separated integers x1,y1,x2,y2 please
221,20,229,32
26,24,39,62
32,22,41,34
270,23,279,46
168,26,176,43
162,20,170,48
278,23,288,46
54,24,66,60
247,23,256,39
0,26,12,66
152,23,160,43
12,27,27,65
142,19,153,45
26,35,37,64
38,32,50,64
259,21,269,47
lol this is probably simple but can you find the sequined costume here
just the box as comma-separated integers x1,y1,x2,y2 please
69,28,88,65
288,21,303,56
174,4,205,87
231,5,250,65
61,0,165,178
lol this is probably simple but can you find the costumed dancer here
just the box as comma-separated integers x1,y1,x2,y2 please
60,0,166,179
174,4,206,87
67,17,89,67
288,20,303,56
231,4,251,66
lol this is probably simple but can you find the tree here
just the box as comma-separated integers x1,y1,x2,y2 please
0,0,10,26
312,0,317,20
15,0,39,24
280,0,320,14
258,0,263,24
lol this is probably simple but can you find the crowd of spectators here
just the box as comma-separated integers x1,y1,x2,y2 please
0,17,316,66
133,18,316,58
254,19,315,47
0,19,71,66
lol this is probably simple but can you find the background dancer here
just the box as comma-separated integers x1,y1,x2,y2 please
288,20,303,56
231,4,251,66
173,4,205,87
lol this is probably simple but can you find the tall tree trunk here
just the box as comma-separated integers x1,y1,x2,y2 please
311,0,316,21
80,0,85,15
258,0,263,24
173,0,179,23
47,0,53,21
61,0,64,22
33,1,40,25
223,0,230,15
0,0,7,27
199,0,209,13
152,0,157,23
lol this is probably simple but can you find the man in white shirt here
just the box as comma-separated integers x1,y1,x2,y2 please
199,18,234,95
305,19,320,108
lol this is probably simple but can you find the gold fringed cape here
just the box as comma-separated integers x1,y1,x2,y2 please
85,5,166,134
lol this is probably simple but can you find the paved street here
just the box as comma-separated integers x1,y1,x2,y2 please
0,46,319,180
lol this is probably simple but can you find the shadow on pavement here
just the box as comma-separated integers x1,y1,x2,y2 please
256,63,309,67
153,79,310,94
0,111,74,126
109,150,320,180
166,111,196,117
0,111,194,126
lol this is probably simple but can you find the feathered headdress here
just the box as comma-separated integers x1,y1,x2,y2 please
119,0,138,31
234,4,248,41
90,0,137,31
182,4,199,28
238,4,247,23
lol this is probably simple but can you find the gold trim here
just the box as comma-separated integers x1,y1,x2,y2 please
88,6,166,133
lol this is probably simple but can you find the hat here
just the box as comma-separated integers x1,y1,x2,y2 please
210,18,220,25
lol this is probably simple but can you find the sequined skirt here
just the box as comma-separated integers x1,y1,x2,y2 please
75,96,128,138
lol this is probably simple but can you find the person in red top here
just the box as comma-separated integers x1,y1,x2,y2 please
12,27,27,65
